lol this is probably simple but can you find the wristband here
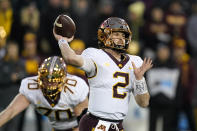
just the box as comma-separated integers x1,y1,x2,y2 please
58,39,69,47
133,77,148,96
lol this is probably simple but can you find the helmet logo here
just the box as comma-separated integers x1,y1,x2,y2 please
54,16,62,27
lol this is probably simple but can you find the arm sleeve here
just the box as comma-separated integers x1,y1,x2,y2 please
79,57,96,77
80,48,96,77
19,79,31,101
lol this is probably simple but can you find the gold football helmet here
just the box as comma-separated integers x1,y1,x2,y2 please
38,56,66,106
98,17,132,51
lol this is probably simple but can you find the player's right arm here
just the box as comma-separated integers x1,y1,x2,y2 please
53,30,95,76
53,29,84,67
0,93,30,127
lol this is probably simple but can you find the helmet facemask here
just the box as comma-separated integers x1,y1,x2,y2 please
38,56,66,107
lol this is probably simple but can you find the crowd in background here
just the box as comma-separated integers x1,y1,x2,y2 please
0,0,197,131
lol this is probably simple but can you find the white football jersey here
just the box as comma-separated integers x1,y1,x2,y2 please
82,48,143,120
19,74,89,130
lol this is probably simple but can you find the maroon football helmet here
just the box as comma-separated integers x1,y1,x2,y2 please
98,17,132,51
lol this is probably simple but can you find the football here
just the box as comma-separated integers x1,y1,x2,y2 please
54,14,76,38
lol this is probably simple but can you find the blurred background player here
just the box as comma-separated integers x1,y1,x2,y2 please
0,40,26,131
0,56,89,131
54,17,152,131
172,38,196,131
18,31,43,131
146,43,181,131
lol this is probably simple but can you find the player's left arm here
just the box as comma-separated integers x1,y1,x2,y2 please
0,93,30,127
132,58,153,108
73,97,88,131
53,29,84,67
74,97,88,119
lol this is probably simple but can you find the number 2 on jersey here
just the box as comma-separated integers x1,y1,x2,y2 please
113,72,129,99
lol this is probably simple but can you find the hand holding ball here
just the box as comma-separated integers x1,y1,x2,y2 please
54,14,76,38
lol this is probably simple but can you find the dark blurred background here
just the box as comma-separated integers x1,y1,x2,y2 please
0,0,197,131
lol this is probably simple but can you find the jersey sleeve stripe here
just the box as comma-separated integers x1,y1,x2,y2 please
87,61,98,79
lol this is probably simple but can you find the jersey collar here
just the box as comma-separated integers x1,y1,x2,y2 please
43,93,61,107
102,49,130,69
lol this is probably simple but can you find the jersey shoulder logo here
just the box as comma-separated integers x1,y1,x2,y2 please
129,66,133,70
104,62,110,67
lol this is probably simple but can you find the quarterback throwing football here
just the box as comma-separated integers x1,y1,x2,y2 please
54,17,152,131
0,56,89,131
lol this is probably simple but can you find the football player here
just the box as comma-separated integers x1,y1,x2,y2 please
0,56,89,131
53,17,153,131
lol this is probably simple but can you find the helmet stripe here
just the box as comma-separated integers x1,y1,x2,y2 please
49,56,58,76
